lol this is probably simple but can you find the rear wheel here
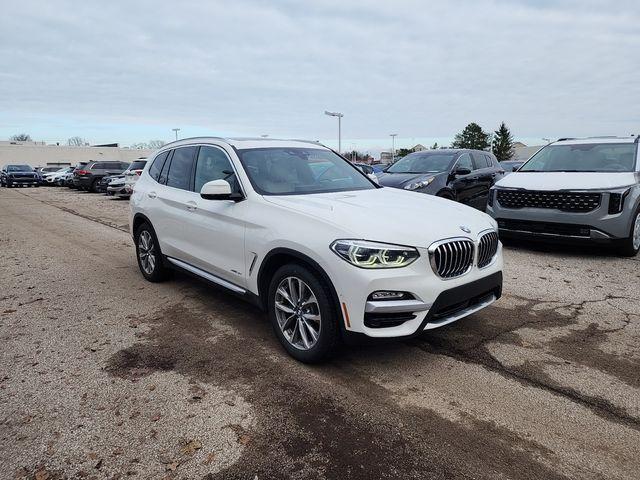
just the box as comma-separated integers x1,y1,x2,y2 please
267,264,339,363
134,222,170,282
90,179,100,193
618,209,640,257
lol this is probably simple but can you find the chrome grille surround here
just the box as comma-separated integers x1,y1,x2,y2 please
496,189,601,213
477,230,499,268
428,238,475,279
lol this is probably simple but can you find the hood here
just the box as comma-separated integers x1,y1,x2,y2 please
377,171,441,189
264,188,495,249
496,172,638,191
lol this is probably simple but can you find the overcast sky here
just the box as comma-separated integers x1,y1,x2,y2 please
1,0,639,151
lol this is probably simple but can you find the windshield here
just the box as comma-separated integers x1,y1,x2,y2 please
520,143,637,172
237,147,376,195
386,153,456,174
7,165,32,172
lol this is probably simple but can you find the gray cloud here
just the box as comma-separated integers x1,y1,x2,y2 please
1,0,639,145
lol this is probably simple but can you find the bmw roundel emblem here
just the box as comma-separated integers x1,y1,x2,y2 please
460,225,471,233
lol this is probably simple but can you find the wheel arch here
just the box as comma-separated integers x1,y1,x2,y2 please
256,248,342,319
132,213,153,236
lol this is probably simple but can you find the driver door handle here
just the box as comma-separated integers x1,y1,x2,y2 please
147,191,157,199
186,201,198,211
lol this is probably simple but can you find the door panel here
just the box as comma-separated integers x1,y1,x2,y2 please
450,153,478,207
183,146,246,285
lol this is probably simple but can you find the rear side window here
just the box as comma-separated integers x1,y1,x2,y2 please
90,163,101,169
167,147,197,190
149,152,169,182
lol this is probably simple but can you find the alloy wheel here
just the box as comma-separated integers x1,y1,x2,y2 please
274,276,321,350
633,213,640,251
138,230,156,275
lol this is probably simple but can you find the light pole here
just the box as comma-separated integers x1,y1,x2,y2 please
390,133,398,163
324,111,343,153
172,128,180,141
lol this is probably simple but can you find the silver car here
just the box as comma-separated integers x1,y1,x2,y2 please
487,136,640,256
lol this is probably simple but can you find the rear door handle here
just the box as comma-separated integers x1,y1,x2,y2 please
148,191,157,199
186,201,198,211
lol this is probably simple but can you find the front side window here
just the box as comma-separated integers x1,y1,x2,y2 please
520,143,637,172
194,146,239,193
386,153,456,174
166,147,197,190
455,153,474,171
237,147,374,195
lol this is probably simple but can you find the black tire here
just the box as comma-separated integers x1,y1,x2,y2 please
90,179,100,193
267,263,339,363
618,208,640,257
436,190,454,200
134,222,170,282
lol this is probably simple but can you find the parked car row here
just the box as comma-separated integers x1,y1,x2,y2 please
0,159,147,199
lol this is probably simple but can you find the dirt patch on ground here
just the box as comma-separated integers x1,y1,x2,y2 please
106,290,568,480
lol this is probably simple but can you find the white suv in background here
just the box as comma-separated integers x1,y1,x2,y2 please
129,138,503,362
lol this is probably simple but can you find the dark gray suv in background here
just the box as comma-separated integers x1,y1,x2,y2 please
74,160,129,192
376,149,505,210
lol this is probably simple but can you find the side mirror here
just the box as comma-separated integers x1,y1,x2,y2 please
200,179,242,201
454,167,472,176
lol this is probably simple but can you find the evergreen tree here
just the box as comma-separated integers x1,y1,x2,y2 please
491,122,515,161
451,123,490,150
430,142,438,149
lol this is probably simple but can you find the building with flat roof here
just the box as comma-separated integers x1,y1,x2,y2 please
0,141,154,168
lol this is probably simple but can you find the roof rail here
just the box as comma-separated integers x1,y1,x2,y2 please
556,137,576,142
160,136,228,148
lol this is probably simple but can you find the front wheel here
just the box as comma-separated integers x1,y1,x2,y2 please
618,209,640,257
134,223,170,282
436,190,454,201
267,264,339,363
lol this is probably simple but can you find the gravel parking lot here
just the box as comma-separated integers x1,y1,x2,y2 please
1,186,639,479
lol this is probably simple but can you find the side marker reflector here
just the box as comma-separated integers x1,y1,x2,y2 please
341,302,351,329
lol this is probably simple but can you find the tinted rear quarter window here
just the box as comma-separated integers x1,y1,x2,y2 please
167,147,197,190
130,161,147,170
149,152,169,182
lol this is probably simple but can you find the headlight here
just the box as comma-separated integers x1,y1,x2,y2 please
608,189,630,214
330,239,419,269
404,177,434,191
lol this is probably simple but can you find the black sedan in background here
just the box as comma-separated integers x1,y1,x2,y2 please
376,149,505,210
0,164,40,187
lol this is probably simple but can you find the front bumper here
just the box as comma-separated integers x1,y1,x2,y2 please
487,190,637,241
6,177,39,186
328,242,504,338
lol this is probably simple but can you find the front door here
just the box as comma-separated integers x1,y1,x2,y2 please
181,145,247,287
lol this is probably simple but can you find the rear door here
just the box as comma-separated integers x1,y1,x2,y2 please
152,146,198,261
471,152,496,209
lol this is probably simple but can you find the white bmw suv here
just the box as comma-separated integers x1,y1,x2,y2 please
130,138,503,362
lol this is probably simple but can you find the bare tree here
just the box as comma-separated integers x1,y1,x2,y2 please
148,140,166,149
67,136,87,146
10,133,32,142
130,142,149,150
